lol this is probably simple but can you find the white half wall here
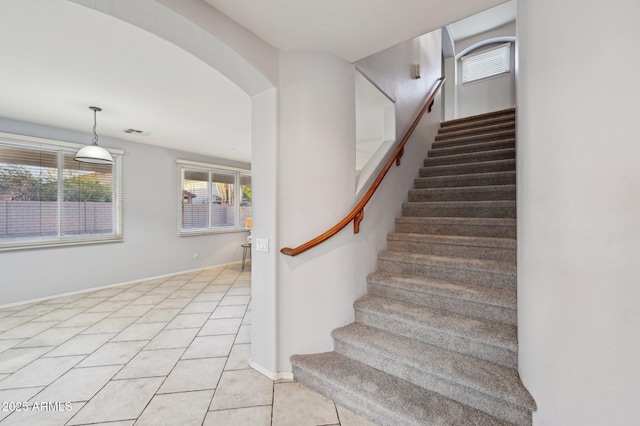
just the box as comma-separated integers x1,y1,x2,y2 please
517,0,640,424
0,118,251,306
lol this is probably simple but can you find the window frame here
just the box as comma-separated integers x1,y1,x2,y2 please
461,42,512,84
0,132,124,251
177,159,251,237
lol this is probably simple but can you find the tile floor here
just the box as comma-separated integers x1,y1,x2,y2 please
0,264,374,426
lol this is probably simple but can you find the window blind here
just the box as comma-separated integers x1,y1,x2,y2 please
462,43,511,84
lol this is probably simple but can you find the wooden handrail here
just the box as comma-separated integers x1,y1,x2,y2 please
280,76,446,257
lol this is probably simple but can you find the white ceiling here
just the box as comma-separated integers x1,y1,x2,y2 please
204,0,508,62
0,0,252,162
446,0,516,42
0,0,509,164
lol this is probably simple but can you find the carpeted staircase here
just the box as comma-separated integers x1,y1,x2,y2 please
291,108,536,425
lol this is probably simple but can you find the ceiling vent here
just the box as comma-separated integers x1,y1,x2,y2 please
123,128,149,136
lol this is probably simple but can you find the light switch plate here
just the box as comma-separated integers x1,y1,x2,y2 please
255,238,269,253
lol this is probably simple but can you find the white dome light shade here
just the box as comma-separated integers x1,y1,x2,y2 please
75,106,114,164
75,143,114,164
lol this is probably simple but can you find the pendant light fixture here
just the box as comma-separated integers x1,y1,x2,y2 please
75,106,114,164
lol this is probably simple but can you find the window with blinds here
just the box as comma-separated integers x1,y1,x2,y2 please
178,161,251,235
0,135,123,250
461,43,511,84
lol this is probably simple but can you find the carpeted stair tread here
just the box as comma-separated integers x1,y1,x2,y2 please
378,250,516,276
377,250,516,290
332,323,536,422
388,233,515,249
368,270,516,311
424,148,515,167
402,200,516,219
433,121,516,141
429,139,515,157
433,130,515,148
408,185,516,202
395,216,516,238
440,108,515,129
414,171,516,189
354,294,518,367
291,352,511,426
386,232,515,261
420,159,515,177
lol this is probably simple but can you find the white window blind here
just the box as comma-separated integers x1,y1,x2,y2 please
462,43,511,84
0,135,123,250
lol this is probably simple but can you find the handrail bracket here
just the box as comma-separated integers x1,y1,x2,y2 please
395,147,404,166
353,209,364,233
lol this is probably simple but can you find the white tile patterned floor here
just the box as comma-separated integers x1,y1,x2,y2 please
0,264,374,426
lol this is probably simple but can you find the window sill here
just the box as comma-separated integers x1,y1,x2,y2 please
179,228,250,237
0,235,123,252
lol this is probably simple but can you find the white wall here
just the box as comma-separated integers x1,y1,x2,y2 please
0,118,250,306
455,21,516,54
277,51,358,373
249,89,280,375
273,30,442,374
517,0,640,424
456,42,515,118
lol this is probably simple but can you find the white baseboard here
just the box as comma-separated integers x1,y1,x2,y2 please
250,361,295,382
0,261,242,310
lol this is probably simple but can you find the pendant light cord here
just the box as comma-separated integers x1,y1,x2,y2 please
92,108,99,146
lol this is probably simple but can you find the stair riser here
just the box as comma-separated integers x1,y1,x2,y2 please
291,364,411,426
333,339,530,425
386,239,516,262
424,150,515,167
434,131,515,148
429,140,515,157
436,127,514,141
414,172,516,189
420,160,515,177
354,308,518,368
402,203,516,219
368,282,517,325
436,122,515,139
408,188,515,202
395,219,516,238
377,258,516,290
440,108,515,128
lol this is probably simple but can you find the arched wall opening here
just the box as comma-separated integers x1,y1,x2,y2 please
68,0,281,374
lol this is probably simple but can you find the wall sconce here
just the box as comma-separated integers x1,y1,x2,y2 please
412,64,421,79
